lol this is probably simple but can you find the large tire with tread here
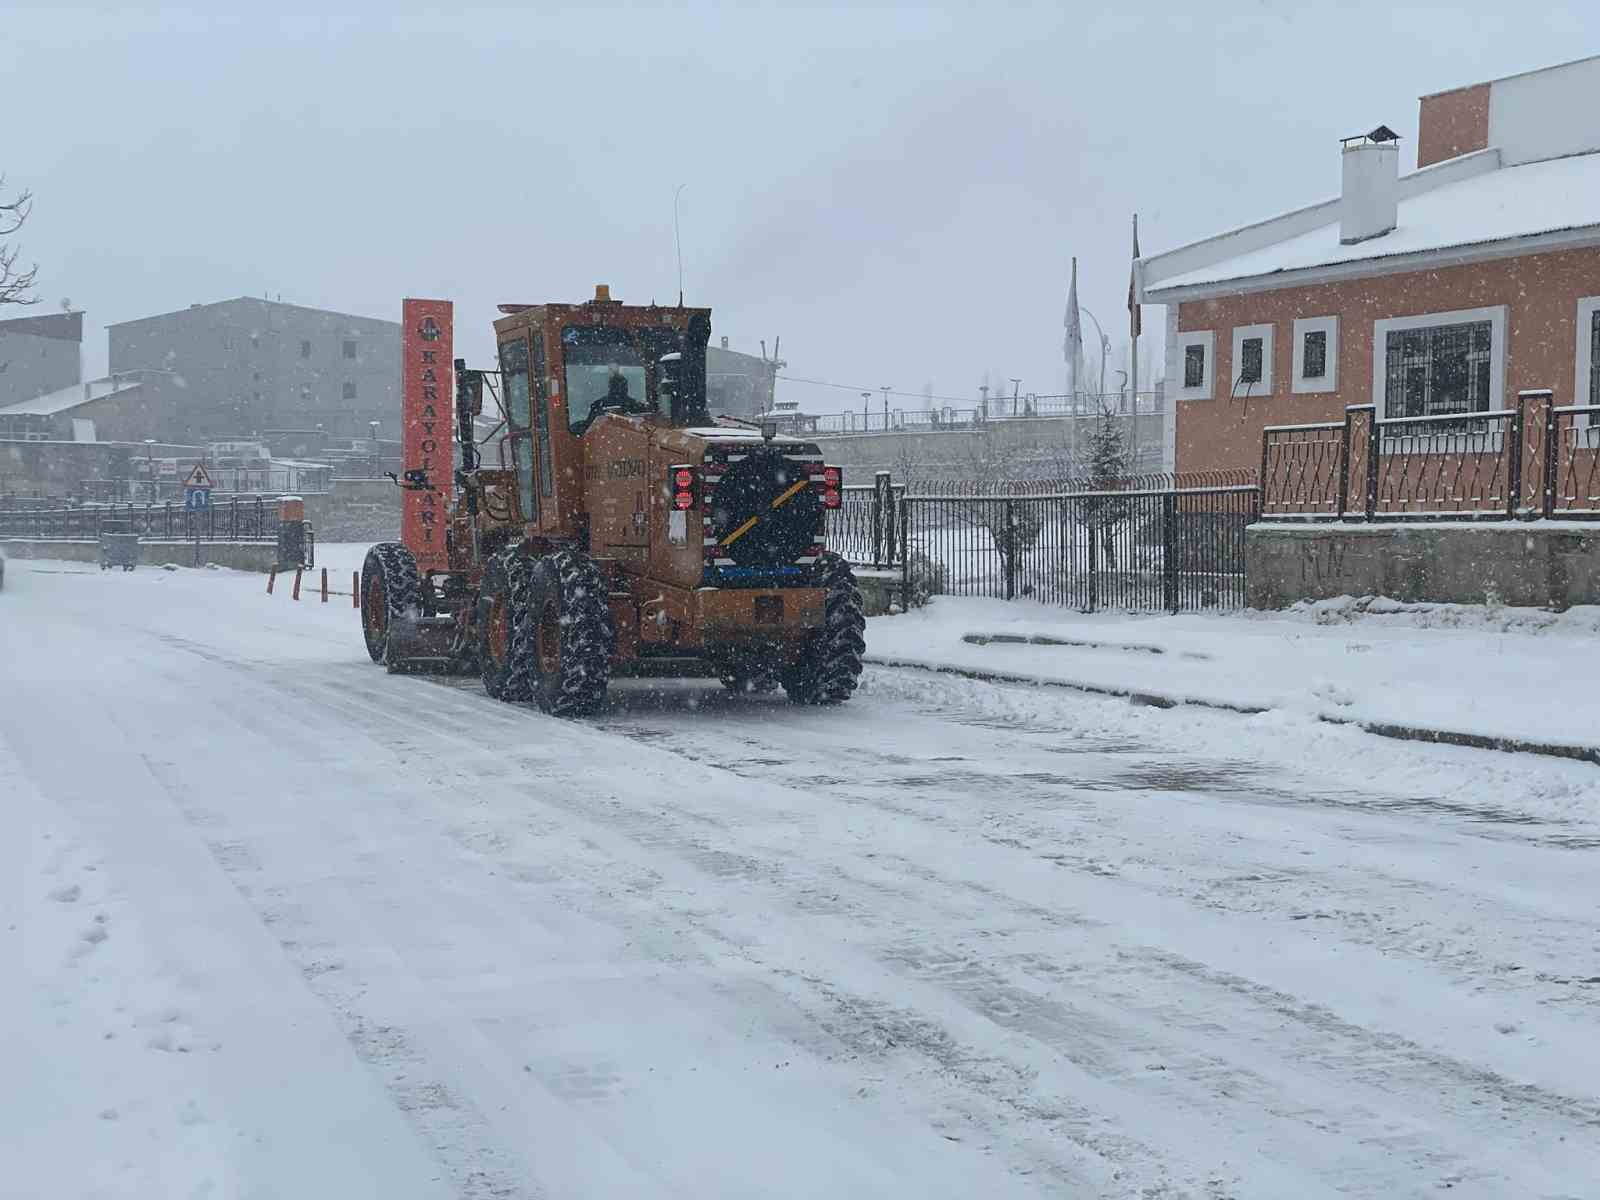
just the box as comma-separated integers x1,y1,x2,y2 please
510,548,614,716
479,552,532,700
781,552,866,705
361,543,422,666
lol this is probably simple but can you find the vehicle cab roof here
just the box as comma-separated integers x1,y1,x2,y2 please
492,288,712,339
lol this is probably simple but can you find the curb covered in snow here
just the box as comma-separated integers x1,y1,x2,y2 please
865,655,1600,768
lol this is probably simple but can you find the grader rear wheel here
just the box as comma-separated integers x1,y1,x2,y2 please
361,543,422,666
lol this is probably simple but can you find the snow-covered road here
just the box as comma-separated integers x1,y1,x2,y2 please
5,553,1600,1198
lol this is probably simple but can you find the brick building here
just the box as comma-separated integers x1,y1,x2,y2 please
107,297,400,444
0,310,83,409
1140,55,1600,476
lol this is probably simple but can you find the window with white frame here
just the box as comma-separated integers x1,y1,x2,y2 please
1292,316,1338,394
1175,330,1214,401
1230,324,1273,395
1371,306,1507,420
1576,297,1600,414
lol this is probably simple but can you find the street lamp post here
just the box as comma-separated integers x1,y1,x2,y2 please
859,391,871,431
880,386,891,430
1080,308,1111,401
1010,378,1022,417
144,439,157,503
979,384,989,421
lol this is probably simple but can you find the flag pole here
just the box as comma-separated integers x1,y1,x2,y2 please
1065,255,1082,468
1129,213,1141,474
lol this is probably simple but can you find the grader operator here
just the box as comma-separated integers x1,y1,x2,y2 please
359,286,866,715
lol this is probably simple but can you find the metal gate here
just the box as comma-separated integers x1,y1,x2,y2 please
833,481,1258,613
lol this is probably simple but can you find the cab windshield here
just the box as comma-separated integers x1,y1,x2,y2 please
561,324,687,432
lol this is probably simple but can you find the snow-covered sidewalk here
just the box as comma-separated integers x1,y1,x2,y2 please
868,595,1600,758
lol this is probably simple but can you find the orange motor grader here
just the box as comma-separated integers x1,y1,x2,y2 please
359,286,865,715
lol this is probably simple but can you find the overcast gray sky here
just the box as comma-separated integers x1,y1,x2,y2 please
7,1,1599,415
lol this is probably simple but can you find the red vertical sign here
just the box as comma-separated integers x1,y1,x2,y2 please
401,298,453,572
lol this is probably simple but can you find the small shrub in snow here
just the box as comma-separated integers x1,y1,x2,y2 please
904,550,947,608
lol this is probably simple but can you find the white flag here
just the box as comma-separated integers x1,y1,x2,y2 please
1063,256,1083,395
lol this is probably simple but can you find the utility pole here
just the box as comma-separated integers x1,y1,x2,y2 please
880,386,891,430
979,384,989,421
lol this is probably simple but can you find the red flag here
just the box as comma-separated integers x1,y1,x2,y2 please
1128,214,1142,339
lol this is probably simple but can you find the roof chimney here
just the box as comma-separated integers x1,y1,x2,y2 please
720,336,729,349
1340,126,1400,245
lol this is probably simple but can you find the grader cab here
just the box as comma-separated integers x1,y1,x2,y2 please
359,286,865,715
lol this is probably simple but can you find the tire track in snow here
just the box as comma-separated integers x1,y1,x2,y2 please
134,630,1600,1196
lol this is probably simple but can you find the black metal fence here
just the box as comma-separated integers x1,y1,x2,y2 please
0,496,282,542
1262,390,1600,521
830,475,1258,612
830,474,905,569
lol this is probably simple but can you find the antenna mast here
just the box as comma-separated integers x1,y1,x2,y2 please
673,183,687,306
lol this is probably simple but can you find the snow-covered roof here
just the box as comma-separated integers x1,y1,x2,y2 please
1145,151,1600,297
0,375,142,417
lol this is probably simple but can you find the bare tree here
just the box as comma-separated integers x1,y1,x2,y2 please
942,433,1045,592
1,178,39,308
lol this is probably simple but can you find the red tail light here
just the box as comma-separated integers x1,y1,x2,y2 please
668,463,697,511
817,464,842,508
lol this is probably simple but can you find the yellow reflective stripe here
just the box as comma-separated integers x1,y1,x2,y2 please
770,479,809,509
722,515,761,547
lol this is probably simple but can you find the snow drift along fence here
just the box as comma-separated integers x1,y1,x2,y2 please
1262,391,1600,521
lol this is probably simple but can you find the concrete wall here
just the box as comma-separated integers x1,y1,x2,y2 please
813,411,1169,482
310,478,401,541
1488,55,1600,167
1246,521,1600,610
1,538,279,572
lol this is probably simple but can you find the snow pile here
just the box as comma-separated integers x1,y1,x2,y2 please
868,595,1600,755
1271,593,1600,636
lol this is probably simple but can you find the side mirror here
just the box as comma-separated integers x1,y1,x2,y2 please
455,360,484,416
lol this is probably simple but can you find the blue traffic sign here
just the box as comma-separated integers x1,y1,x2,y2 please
184,487,211,512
